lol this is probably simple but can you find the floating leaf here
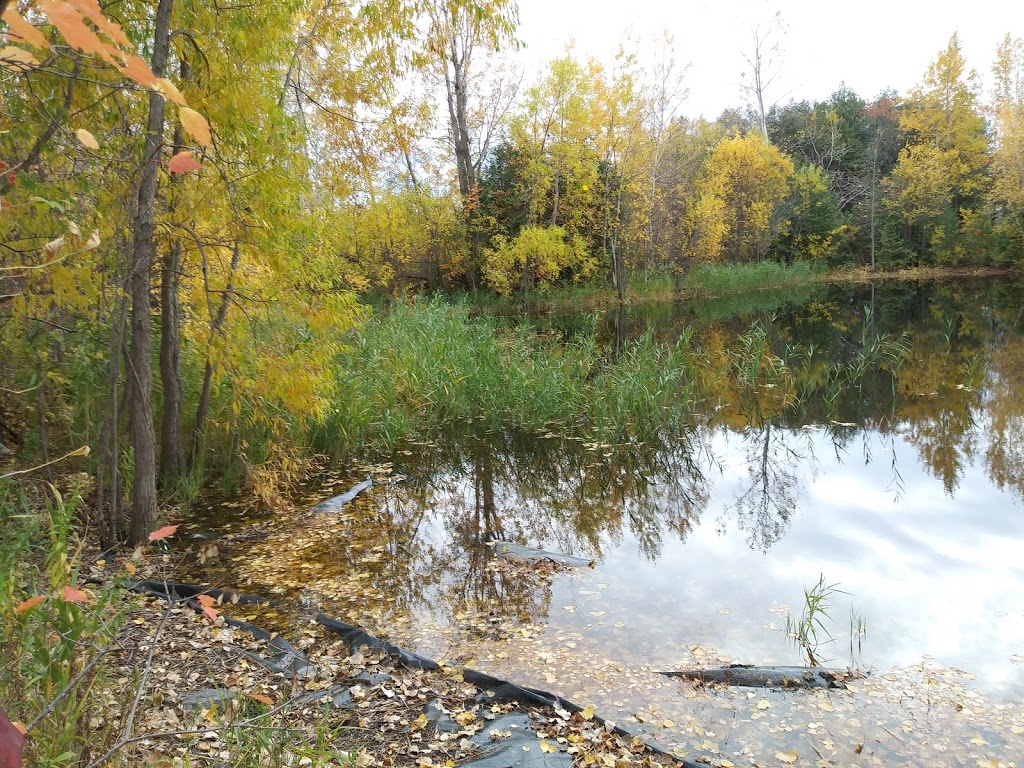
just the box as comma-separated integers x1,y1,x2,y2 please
168,151,203,174
75,128,98,149
15,596,45,613
148,524,179,541
178,107,212,147
775,750,798,763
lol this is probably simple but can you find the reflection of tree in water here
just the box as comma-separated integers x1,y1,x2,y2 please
727,422,815,552
376,424,712,628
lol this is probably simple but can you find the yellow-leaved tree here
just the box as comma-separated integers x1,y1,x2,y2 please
884,34,990,262
990,34,1024,256
687,133,793,263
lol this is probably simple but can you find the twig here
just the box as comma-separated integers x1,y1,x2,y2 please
26,646,115,733
122,593,176,740
0,445,89,479
84,695,299,768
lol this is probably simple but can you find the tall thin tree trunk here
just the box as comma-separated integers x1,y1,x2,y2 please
96,294,128,548
159,59,191,487
127,0,174,545
191,244,242,465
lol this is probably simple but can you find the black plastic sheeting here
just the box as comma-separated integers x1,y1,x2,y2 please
315,614,704,768
131,579,704,768
125,579,272,606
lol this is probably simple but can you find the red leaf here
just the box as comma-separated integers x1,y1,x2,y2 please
148,524,179,542
168,151,203,174
14,596,45,613
0,705,26,768
62,586,91,604
197,594,219,622
247,693,273,706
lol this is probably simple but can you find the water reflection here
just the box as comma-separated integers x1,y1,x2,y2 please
194,278,1024,707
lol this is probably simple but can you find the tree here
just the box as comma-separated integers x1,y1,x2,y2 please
688,133,794,263
885,35,990,262
740,14,786,139
126,0,175,544
990,34,1024,256
425,0,519,289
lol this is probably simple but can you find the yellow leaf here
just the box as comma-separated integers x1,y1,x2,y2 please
756,699,771,710
539,740,556,753
581,705,594,721
153,77,187,107
410,713,427,732
661,719,675,728
76,128,99,149
453,710,475,726
0,45,39,69
179,106,212,147
775,750,798,763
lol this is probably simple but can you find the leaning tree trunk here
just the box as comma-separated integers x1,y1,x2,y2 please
127,0,174,545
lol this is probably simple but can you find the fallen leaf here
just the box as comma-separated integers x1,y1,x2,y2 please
247,693,273,706
776,750,798,763
539,740,556,753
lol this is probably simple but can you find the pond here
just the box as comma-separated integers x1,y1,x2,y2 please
187,278,1024,766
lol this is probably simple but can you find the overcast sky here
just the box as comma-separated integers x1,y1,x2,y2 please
513,0,1024,119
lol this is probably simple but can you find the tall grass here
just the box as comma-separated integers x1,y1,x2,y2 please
311,298,701,457
683,261,822,297
1,481,123,766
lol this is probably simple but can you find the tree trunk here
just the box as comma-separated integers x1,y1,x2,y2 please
159,60,191,487
191,244,242,465
442,10,479,290
127,0,174,545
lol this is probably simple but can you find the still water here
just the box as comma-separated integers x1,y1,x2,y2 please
192,278,1024,764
